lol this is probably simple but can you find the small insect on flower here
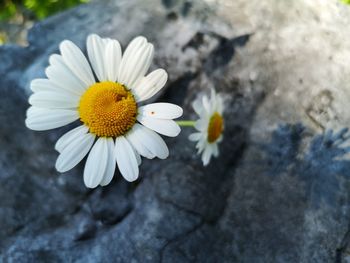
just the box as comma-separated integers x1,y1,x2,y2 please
189,89,224,166
26,34,183,188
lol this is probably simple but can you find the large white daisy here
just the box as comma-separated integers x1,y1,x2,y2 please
26,34,183,188
189,89,224,166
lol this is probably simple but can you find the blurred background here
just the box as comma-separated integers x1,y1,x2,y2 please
2,0,350,46
0,0,89,45
2,0,350,262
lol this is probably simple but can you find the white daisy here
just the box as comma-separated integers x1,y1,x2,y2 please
26,34,183,188
189,89,224,166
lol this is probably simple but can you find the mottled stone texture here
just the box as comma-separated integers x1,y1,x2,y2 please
1,0,350,262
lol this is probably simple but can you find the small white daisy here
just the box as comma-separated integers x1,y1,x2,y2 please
26,34,183,188
189,89,224,166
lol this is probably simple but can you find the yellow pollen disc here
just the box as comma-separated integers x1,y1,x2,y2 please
78,81,137,137
207,112,224,143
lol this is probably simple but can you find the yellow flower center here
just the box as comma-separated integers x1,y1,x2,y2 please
78,81,137,137
207,112,224,143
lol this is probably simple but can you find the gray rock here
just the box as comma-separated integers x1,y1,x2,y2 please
1,0,350,262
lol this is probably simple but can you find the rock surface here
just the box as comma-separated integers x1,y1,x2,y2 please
1,0,350,262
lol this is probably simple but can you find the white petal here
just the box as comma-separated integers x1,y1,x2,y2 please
29,91,80,109
120,42,154,89
216,95,224,115
100,138,117,186
210,88,216,104
59,40,95,87
217,135,224,143
55,132,95,172
123,36,147,59
189,132,202,142
196,138,207,153
202,95,211,114
138,125,169,159
26,106,35,117
192,99,203,115
130,144,142,166
194,117,208,131
134,149,142,165
210,89,223,115
55,125,89,153
138,103,183,119
126,124,169,159
25,107,78,131
202,146,212,166
84,137,109,188
126,127,156,159
87,34,107,82
119,37,150,84
105,39,122,82
30,79,61,93
132,69,168,102
118,36,147,83
114,136,139,182
47,54,88,95
137,115,181,137
212,143,219,157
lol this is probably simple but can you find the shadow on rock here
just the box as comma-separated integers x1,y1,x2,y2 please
259,124,350,209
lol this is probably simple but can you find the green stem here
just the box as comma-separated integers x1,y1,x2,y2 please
176,120,196,127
